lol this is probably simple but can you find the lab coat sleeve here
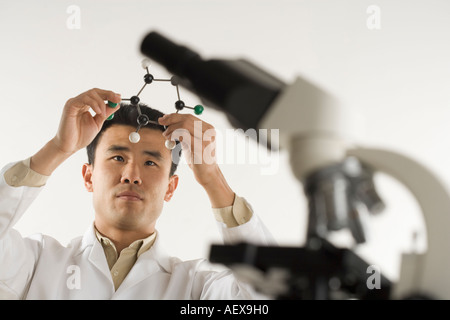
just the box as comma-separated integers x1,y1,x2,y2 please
195,262,269,300
0,162,44,299
216,196,277,246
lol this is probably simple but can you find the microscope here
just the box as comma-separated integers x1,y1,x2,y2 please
140,31,450,300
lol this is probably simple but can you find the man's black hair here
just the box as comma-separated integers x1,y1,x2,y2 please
86,103,181,176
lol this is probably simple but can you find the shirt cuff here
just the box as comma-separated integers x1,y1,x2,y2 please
3,157,50,187
212,194,254,228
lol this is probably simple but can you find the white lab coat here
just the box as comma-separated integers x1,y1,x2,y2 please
0,161,275,300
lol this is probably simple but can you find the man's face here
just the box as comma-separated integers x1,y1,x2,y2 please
82,124,178,234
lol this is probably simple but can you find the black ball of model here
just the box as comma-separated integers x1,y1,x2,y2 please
144,74,154,84
175,100,185,111
137,114,149,126
130,96,140,105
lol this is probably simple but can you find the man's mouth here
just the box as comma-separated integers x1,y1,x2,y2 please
116,191,143,201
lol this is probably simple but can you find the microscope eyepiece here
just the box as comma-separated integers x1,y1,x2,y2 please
140,31,285,132
140,31,201,77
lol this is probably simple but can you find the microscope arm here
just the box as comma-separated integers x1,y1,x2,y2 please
347,147,450,299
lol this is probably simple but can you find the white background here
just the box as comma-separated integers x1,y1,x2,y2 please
1,0,450,283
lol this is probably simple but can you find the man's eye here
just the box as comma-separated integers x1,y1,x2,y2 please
113,156,124,162
145,160,156,166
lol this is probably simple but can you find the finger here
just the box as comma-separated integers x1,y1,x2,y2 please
90,93,110,118
105,102,121,119
92,102,121,128
90,90,111,117
162,116,214,136
74,95,103,117
91,88,122,104
162,122,201,141
92,112,106,130
158,113,198,126
90,89,121,118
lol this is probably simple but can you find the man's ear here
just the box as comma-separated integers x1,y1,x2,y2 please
164,174,179,202
82,163,94,192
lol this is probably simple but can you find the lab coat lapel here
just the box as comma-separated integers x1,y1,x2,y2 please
89,239,114,282
81,223,114,283
113,233,173,295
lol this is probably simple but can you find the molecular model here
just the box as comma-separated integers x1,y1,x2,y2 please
107,58,204,149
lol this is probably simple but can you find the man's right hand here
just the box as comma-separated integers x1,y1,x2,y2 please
54,88,121,155
30,88,121,176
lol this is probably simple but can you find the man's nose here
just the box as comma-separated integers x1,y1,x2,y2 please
120,163,142,185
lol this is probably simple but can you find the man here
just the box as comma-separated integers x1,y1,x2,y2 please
0,88,275,299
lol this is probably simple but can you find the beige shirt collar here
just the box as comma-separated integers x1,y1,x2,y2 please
94,227,157,262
